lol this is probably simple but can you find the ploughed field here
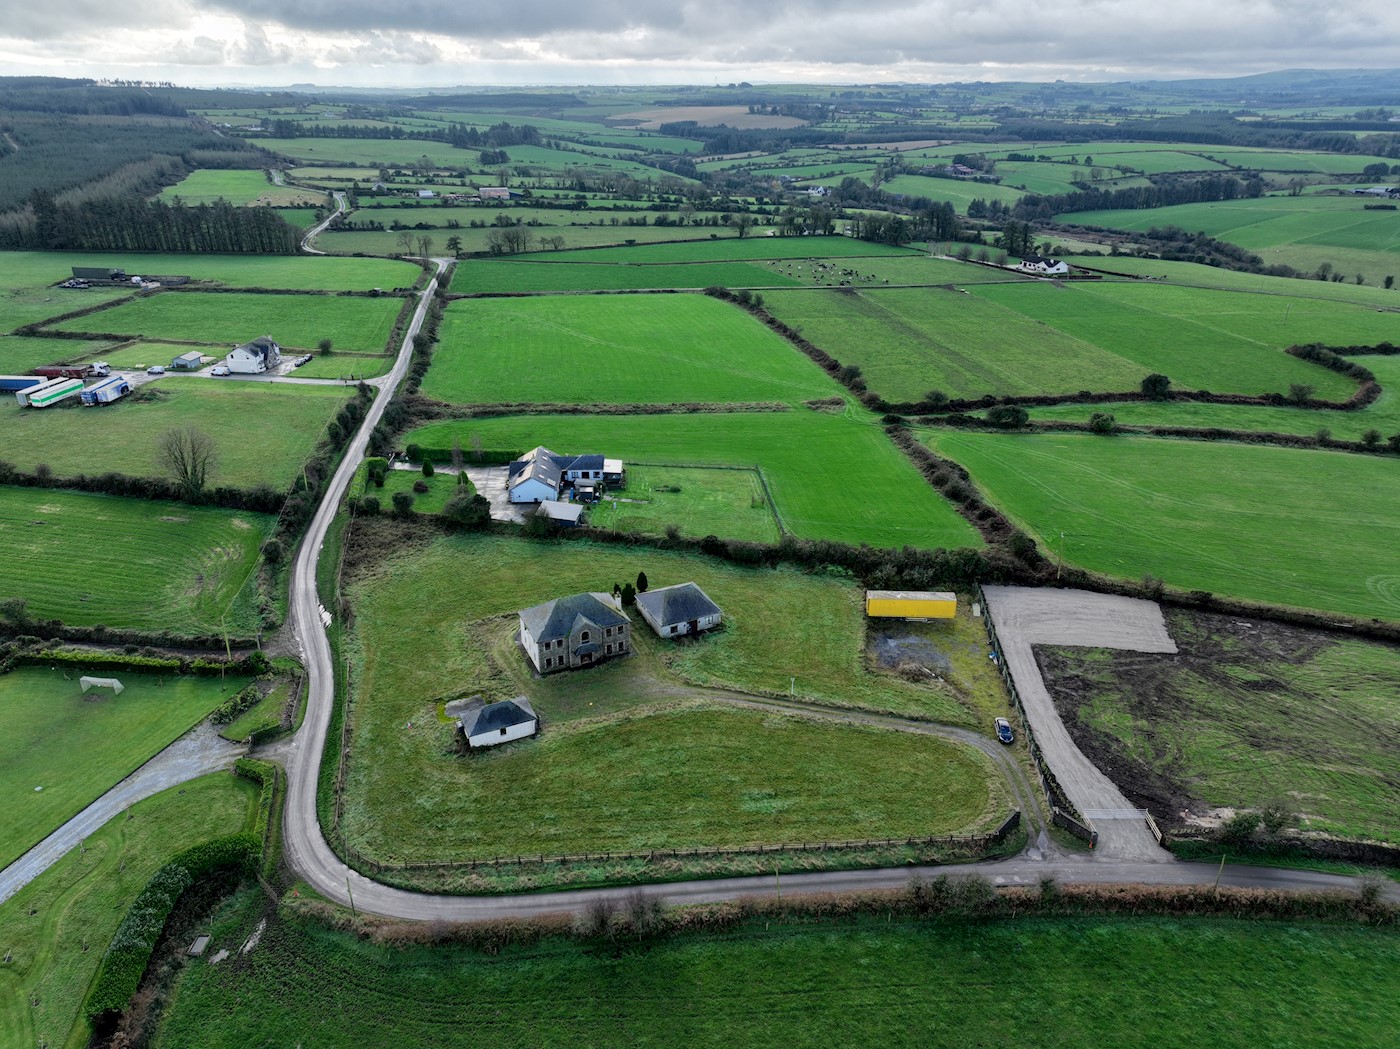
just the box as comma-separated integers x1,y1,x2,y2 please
927,431,1400,621
0,487,272,636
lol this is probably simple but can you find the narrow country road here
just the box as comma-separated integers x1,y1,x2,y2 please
301,191,345,255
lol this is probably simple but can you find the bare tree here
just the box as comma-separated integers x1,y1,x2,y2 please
157,427,217,501
416,234,435,260
450,435,464,472
395,230,414,256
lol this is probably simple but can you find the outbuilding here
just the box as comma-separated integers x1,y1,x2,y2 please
865,590,957,619
459,697,538,749
635,582,723,638
170,350,205,370
537,500,585,526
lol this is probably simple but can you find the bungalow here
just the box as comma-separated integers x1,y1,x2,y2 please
459,697,538,749
635,582,723,639
1017,254,1070,276
518,592,631,674
227,335,283,375
507,446,625,503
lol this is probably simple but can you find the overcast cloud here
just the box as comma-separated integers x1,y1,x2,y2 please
1,0,1397,84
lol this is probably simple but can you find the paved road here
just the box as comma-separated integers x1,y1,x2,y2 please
301,191,345,255
983,586,1178,862
0,724,244,907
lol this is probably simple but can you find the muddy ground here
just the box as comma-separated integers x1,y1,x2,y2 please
1034,609,1337,828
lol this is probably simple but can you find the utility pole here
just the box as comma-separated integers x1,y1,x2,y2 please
1056,531,1066,581
346,875,357,917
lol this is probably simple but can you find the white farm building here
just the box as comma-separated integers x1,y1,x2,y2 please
459,697,538,749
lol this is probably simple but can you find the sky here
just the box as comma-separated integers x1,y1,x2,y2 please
1,0,1398,87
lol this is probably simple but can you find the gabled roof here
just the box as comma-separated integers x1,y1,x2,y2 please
461,697,536,737
519,592,629,642
538,500,585,523
1019,254,1065,268
556,453,604,473
635,582,721,628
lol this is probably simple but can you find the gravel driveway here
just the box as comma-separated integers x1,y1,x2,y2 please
983,586,1178,862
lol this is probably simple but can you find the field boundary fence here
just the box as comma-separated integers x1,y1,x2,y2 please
332,810,1023,877
973,582,1098,850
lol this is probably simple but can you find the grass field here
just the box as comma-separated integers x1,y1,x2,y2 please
0,666,250,869
408,410,980,550
0,250,418,294
763,286,1147,401
546,237,924,264
0,380,352,489
0,335,115,372
927,431,1400,620
1069,256,1400,305
0,774,256,1049
1068,194,1400,287
772,253,1033,286
449,259,801,293
341,529,1005,861
157,168,325,207
48,291,402,354
220,681,288,742
1026,355,1400,441
878,174,1025,211
1038,609,1400,842
354,464,469,515
423,295,842,405
156,909,1400,1049
586,465,781,543
322,223,744,256
0,487,272,635
970,281,1383,399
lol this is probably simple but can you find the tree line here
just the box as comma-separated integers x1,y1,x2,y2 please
1012,174,1261,222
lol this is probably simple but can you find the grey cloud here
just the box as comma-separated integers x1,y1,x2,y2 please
1,0,191,40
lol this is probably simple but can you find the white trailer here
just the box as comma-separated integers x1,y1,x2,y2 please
80,375,131,405
15,376,69,407
25,377,84,408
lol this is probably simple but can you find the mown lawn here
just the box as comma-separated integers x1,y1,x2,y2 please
927,431,1400,620
0,667,250,869
0,335,115,372
449,259,800,293
1038,609,1400,843
585,465,782,543
47,290,402,353
969,281,1378,400
423,294,841,405
763,286,1145,401
406,410,981,551
0,249,418,294
0,487,272,635
156,910,1400,1049
0,380,352,489
0,774,256,1049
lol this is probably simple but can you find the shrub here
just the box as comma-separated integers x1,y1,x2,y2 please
986,404,1029,428
1141,373,1172,400
210,684,263,724
391,491,413,515
636,571,649,593
360,495,380,516
422,459,434,478
412,479,430,493
1362,429,1382,448
364,457,388,487
1088,411,1116,434
1287,382,1315,404
621,582,636,606
442,490,491,528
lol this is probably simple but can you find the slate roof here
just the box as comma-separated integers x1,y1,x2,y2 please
557,453,604,473
635,582,721,628
519,592,629,642
461,697,536,737
1019,254,1065,268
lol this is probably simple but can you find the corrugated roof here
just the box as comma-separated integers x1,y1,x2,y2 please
865,590,956,602
635,582,721,628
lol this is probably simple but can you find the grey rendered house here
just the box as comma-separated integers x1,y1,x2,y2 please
634,582,723,638
518,592,632,674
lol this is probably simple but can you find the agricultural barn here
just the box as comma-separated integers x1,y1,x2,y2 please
417,189,435,198
865,590,957,619
635,582,722,638
478,186,511,200
227,335,282,375
518,592,631,674
1017,254,1070,276
459,697,538,749
170,350,204,370
507,446,625,503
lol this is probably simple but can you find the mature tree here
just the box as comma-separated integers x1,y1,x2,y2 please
636,571,649,593
445,234,463,257
1088,411,1117,434
620,582,637,606
157,427,217,501
317,337,333,356
1288,383,1315,405
450,436,464,471
1141,373,1172,400
395,230,414,255
986,404,1029,428
1385,275,1395,290
416,234,435,260
729,214,757,238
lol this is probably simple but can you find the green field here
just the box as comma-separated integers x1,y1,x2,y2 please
322,222,746,256
156,909,1400,1049
353,464,469,515
546,237,924,264
774,254,1033,286
928,431,1400,620
449,259,801,293
0,335,116,372
877,174,1025,212
0,380,352,489
764,287,1146,401
1026,355,1400,441
0,487,273,635
0,774,257,1049
1039,609,1400,842
423,295,842,405
157,168,325,207
0,250,418,294
1068,195,1400,287
48,291,402,354
408,410,980,550
585,465,782,543
0,666,250,869
969,281,1384,399
1069,256,1400,305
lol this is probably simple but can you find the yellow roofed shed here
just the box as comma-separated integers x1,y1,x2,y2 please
865,590,957,619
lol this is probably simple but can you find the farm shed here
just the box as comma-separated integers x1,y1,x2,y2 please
170,350,205,370
459,697,537,749
537,500,585,526
635,582,723,638
865,590,957,619
478,186,511,200
71,266,125,281
518,592,631,674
